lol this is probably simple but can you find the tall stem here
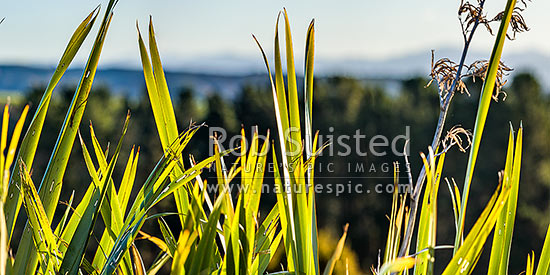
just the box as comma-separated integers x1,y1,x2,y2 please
397,0,485,257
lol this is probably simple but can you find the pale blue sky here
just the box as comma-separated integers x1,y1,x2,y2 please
1,0,548,67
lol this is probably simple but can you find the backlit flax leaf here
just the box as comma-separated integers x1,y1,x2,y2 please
4,6,99,244
101,129,220,275
172,230,197,275
13,2,118,273
84,123,134,272
323,224,349,275
137,19,189,228
19,162,60,274
378,257,416,275
254,11,324,274
2,104,29,189
130,244,146,275
535,223,550,275
443,182,512,275
488,125,516,274
498,125,522,274
455,0,518,250
59,113,129,275
282,9,302,162
158,218,177,257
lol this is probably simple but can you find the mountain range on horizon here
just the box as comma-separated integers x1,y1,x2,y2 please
152,47,550,79
1,47,549,100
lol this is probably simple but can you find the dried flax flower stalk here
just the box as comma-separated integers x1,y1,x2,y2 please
459,0,492,38
490,7,530,40
442,126,472,153
467,60,513,101
426,51,469,100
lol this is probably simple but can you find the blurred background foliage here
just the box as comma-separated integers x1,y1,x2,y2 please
0,71,548,273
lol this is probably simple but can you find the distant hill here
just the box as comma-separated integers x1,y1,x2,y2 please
1,48,548,99
0,65,270,99
158,48,550,91
0,65,404,100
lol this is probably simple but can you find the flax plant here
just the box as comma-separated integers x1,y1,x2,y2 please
254,9,351,275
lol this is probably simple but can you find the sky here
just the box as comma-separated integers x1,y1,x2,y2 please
0,0,549,69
